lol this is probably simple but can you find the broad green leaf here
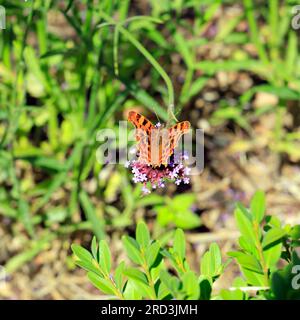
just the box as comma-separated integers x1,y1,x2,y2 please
182,271,200,299
289,225,300,240
159,270,180,297
157,280,170,300
74,260,102,277
199,275,212,300
123,280,143,300
136,221,150,249
146,241,161,268
228,251,263,274
250,191,265,223
234,207,256,245
99,240,111,275
122,236,143,265
265,215,281,228
71,244,93,262
171,194,196,211
263,242,282,269
200,243,222,279
123,268,148,285
114,261,125,291
238,236,257,255
123,268,155,299
87,272,115,295
173,229,185,262
174,210,201,229
220,289,244,300
241,267,266,286
262,228,286,249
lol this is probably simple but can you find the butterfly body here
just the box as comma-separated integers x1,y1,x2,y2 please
128,111,190,167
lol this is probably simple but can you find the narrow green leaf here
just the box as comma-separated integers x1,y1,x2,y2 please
146,241,161,268
91,236,98,260
99,240,111,275
87,272,115,295
250,191,266,223
122,236,143,265
136,221,150,249
234,207,256,245
115,261,126,291
79,191,105,240
173,229,185,262
263,242,282,269
74,260,102,277
182,271,200,299
201,243,222,279
262,227,286,249
228,251,263,274
71,244,93,262
123,268,148,285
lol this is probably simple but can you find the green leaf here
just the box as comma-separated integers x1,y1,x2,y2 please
136,221,150,249
241,267,266,286
228,251,263,274
122,236,143,265
200,243,222,279
171,194,196,211
182,271,200,299
115,261,125,291
220,288,244,300
159,270,180,297
74,259,102,277
174,210,201,229
123,268,155,299
99,240,111,275
250,191,265,223
289,225,300,240
123,268,148,286
199,275,212,300
234,206,256,245
79,191,105,240
238,236,257,255
146,241,161,268
91,236,98,260
157,281,171,300
173,229,186,262
263,242,282,269
71,244,93,263
262,227,286,249
87,272,115,295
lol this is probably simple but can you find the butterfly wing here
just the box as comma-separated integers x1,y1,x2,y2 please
160,121,190,165
128,111,154,164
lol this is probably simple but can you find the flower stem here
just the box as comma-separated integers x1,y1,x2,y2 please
98,11,177,124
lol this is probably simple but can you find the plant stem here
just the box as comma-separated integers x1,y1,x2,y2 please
98,11,177,124
253,221,269,286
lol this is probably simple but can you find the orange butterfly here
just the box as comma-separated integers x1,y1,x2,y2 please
128,111,190,167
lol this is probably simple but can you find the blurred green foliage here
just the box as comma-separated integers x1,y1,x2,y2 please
72,192,300,300
0,0,300,282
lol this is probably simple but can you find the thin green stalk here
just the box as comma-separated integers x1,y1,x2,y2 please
269,0,279,61
98,12,177,124
243,0,269,66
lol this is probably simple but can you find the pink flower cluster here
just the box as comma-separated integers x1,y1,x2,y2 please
125,152,191,195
